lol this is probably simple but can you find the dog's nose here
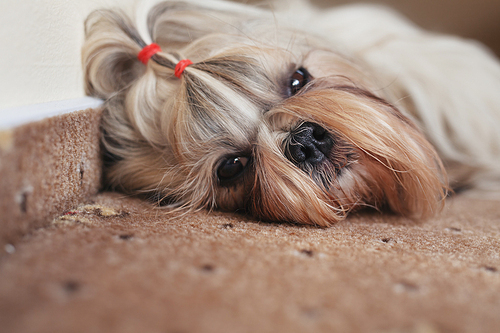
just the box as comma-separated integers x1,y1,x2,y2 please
286,122,333,166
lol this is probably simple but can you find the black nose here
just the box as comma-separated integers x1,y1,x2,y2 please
286,122,333,166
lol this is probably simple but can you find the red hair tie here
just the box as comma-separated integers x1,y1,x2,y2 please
175,59,193,78
138,43,161,64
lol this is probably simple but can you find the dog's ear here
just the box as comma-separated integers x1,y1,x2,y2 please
82,9,146,99
147,1,266,52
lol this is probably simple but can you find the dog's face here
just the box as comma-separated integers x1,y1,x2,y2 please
83,1,447,226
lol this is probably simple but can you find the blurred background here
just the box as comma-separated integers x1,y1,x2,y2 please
312,0,500,55
0,0,499,110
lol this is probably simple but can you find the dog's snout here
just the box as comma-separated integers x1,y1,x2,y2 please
286,122,333,166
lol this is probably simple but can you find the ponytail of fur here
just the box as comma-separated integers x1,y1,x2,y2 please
82,7,185,147
82,4,279,202
83,9,150,99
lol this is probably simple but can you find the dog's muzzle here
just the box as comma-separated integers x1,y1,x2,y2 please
285,122,334,167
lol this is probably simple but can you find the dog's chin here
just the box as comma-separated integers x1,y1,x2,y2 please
247,143,376,226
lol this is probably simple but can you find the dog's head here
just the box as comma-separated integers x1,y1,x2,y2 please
83,0,447,226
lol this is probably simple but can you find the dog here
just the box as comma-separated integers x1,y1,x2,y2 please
82,0,500,226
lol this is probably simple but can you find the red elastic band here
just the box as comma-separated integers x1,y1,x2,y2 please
138,43,162,64
175,59,193,78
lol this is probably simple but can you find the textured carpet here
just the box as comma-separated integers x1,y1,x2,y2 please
1,190,500,332
0,108,103,248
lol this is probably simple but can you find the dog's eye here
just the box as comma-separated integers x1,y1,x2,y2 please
288,67,311,96
217,157,249,181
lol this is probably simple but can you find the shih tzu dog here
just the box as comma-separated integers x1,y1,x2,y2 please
82,0,500,226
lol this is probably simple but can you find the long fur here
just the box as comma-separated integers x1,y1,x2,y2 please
82,0,500,226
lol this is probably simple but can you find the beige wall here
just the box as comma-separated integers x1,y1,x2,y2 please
1,0,499,110
0,0,139,109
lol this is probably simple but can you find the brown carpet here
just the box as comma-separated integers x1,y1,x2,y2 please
1,108,500,333
0,108,103,248
1,193,500,333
